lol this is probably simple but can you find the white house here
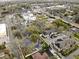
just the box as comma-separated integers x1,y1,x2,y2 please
21,11,36,25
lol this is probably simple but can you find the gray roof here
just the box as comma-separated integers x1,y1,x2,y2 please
43,29,57,35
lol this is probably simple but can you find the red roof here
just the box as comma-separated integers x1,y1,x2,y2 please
32,52,48,59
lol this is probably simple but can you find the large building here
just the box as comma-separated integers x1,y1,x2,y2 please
0,24,9,44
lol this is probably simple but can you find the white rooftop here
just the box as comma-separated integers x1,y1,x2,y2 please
21,11,36,24
0,24,6,36
0,24,9,44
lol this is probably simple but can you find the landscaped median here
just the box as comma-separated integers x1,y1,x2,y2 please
52,19,71,31
74,33,79,41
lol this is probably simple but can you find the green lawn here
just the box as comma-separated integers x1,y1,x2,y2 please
74,33,79,40
53,19,70,31
75,55,79,59
61,45,78,56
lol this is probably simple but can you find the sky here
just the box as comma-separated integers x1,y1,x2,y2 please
0,0,79,3
0,0,77,1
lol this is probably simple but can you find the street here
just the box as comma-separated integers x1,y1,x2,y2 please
5,15,25,59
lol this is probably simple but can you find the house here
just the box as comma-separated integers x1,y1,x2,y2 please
53,36,76,52
32,52,48,59
43,30,77,52
21,11,36,25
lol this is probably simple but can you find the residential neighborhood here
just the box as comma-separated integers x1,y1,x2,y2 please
0,0,79,59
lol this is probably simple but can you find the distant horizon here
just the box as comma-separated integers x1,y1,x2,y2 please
0,0,79,4
0,0,79,2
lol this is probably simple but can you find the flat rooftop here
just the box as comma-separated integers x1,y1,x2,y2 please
0,24,9,44
0,24,6,36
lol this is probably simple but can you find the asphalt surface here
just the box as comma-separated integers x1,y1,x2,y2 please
5,15,24,59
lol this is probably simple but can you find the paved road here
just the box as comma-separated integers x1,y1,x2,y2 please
5,15,24,59
41,36,65,59
62,17,79,28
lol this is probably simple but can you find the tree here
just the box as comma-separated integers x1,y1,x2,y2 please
21,44,34,56
20,3,31,9
11,26,17,30
36,15,48,21
41,42,49,51
45,22,55,30
52,19,70,30
74,33,79,39
74,14,79,24
0,44,6,50
13,30,22,39
26,25,42,34
4,48,15,59
29,34,40,43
